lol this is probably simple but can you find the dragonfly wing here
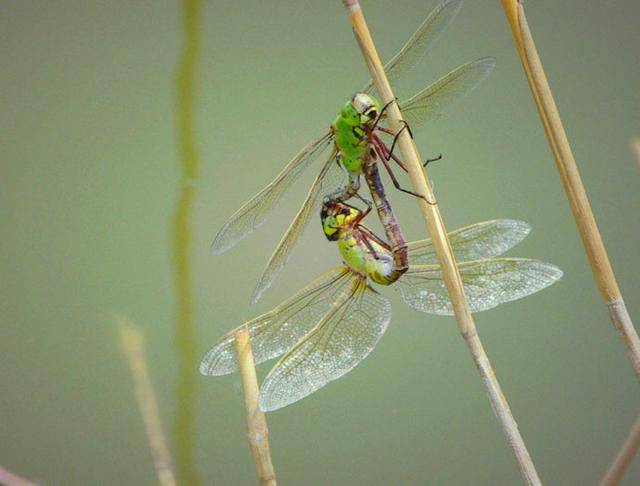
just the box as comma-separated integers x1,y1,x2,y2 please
259,278,391,412
251,148,348,303
199,267,353,376
394,258,562,316
407,220,531,265
211,130,334,254
399,57,496,129
362,0,464,94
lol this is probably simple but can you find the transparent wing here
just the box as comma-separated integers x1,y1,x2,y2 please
362,0,464,94
259,279,391,412
407,220,531,265
211,130,334,254
394,258,562,316
399,57,496,129
199,267,353,376
250,150,349,303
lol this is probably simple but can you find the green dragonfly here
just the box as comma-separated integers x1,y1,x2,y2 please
211,0,496,303
201,200,562,411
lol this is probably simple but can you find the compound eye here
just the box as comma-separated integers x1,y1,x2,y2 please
367,109,378,119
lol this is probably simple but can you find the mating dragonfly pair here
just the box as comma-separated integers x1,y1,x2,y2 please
200,0,562,411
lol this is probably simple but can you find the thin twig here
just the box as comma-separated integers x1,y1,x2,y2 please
601,413,640,486
234,329,277,485
116,315,177,486
341,1,541,484
501,0,640,380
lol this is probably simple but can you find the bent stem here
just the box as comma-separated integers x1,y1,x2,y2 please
234,328,277,486
501,0,640,380
116,315,177,486
341,1,541,484
601,413,640,486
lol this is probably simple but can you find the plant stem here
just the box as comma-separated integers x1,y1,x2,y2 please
341,1,541,483
500,0,640,380
234,328,277,485
116,315,177,486
631,137,640,171
174,1,202,484
0,465,37,486
601,413,640,486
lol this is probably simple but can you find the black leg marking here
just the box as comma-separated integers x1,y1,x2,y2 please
380,156,436,206
423,153,443,167
373,97,398,127
387,121,414,161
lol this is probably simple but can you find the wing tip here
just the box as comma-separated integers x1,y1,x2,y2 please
476,56,497,72
211,230,231,254
199,347,234,377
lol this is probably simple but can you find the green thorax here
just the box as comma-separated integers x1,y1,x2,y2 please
332,93,381,175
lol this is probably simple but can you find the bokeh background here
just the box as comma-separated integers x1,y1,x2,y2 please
2,1,639,484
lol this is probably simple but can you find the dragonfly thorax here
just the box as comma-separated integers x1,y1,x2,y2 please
333,93,381,175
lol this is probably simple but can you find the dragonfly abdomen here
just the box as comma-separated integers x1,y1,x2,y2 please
363,155,409,283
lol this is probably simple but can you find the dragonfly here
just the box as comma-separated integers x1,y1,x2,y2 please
200,200,563,411
211,0,496,303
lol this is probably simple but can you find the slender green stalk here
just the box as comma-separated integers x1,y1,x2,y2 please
341,1,541,483
116,315,177,486
173,0,202,484
601,413,640,486
501,0,640,380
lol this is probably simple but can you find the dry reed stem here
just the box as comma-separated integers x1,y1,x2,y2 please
500,0,640,380
0,465,37,486
631,137,640,171
341,1,541,483
234,328,277,485
116,315,177,486
601,413,640,486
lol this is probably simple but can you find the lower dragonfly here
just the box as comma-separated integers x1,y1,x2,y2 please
200,200,562,411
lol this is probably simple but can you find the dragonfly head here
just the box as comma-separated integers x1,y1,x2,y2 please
341,93,381,127
321,201,361,241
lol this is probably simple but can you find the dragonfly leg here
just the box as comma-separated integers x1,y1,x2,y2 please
361,233,379,259
423,153,443,167
375,126,395,135
372,97,399,127
372,134,409,172
375,132,443,169
373,143,436,205
354,192,373,223
386,121,414,161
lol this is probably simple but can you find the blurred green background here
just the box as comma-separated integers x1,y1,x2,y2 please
2,1,639,484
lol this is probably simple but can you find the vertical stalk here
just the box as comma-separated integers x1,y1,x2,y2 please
174,0,202,484
234,329,277,486
341,1,541,483
601,413,640,486
631,137,640,171
500,0,640,380
116,315,177,486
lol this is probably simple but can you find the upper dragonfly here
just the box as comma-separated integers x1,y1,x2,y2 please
211,0,495,303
